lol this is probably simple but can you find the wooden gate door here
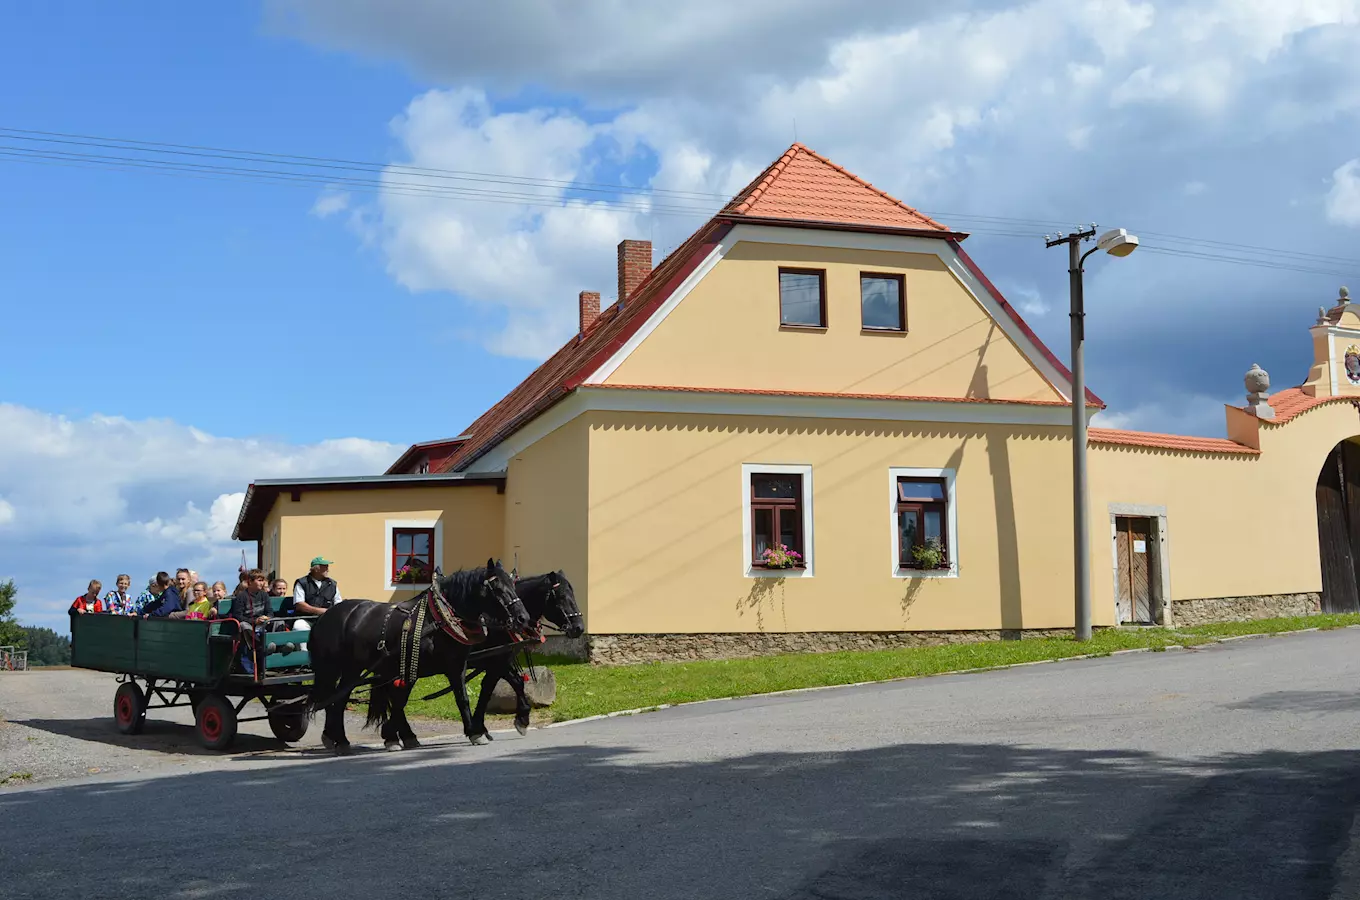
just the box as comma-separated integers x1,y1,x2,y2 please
1317,444,1360,613
1114,516,1154,624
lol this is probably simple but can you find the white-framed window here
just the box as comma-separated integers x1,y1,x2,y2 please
384,518,444,590
741,463,814,578
889,467,958,578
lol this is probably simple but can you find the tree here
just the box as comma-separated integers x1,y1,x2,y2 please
21,627,70,666
0,579,24,649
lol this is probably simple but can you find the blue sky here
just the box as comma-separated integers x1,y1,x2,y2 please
5,1,1360,629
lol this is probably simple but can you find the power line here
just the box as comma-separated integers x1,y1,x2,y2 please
2,125,1358,279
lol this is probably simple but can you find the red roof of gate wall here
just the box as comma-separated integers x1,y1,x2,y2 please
436,144,1097,473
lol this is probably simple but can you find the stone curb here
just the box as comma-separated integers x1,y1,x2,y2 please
537,623,1360,731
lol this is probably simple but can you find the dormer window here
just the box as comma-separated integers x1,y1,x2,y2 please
779,268,826,328
415,458,430,475
861,273,905,332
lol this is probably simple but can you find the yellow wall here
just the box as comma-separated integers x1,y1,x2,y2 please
262,502,283,579
270,485,505,602
605,240,1062,403
1090,401,1360,616
503,416,590,622
585,410,1075,634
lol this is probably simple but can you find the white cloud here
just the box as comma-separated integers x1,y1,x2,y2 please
368,88,655,359
1326,159,1360,226
310,190,350,218
274,0,1360,437
1004,284,1051,317
0,403,399,631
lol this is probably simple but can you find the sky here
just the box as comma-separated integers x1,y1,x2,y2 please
5,1,1360,630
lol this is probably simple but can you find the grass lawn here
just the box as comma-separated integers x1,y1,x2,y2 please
402,613,1360,727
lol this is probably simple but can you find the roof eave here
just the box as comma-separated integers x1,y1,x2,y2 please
232,472,507,542
715,213,968,242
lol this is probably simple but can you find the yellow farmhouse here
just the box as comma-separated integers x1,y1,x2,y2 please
233,144,1360,664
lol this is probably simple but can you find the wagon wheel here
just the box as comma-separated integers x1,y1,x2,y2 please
195,694,238,751
114,682,146,735
267,706,309,743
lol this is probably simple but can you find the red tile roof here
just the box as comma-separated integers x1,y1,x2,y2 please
593,382,1093,408
1087,428,1258,455
435,143,1097,473
720,144,953,234
1259,387,1358,424
385,437,468,475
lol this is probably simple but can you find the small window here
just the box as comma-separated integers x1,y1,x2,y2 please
897,477,948,569
861,273,905,331
779,268,826,328
751,473,805,567
391,527,435,584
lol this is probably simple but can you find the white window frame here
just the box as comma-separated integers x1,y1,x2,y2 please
889,467,958,579
741,463,815,578
384,518,444,590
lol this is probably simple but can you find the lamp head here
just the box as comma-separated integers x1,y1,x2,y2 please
1096,228,1139,258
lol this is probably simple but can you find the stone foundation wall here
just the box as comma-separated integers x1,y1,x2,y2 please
587,629,1077,666
541,634,590,661
1170,592,1322,627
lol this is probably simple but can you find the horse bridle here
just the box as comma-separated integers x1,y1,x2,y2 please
539,580,583,635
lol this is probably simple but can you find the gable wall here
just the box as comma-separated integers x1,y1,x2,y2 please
603,238,1062,403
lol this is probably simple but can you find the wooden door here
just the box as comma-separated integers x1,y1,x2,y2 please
1317,445,1360,613
1114,517,1154,624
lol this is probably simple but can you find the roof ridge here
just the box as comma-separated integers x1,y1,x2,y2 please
722,143,948,232
789,144,949,232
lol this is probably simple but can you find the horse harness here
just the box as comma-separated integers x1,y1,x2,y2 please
382,574,501,689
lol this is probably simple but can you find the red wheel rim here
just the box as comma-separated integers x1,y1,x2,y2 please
202,708,222,741
116,695,133,725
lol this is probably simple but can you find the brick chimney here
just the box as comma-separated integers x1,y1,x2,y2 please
617,239,653,306
578,290,601,335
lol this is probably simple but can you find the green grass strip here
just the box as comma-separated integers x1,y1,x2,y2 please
403,613,1360,725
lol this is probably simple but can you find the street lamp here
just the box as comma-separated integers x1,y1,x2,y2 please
1045,225,1140,641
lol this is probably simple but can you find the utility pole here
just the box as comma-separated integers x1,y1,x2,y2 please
1045,225,1140,642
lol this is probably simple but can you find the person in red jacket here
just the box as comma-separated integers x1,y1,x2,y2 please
70,580,104,615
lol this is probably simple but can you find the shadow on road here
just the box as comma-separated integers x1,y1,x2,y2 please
1225,690,1360,715
2,737,1358,899
12,716,286,756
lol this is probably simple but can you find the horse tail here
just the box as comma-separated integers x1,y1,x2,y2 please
365,683,390,731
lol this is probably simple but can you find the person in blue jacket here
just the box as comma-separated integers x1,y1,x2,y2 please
141,571,182,618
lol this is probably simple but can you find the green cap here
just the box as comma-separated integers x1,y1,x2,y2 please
310,556,333,567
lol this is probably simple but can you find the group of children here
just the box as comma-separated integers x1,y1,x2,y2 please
70,569,293,621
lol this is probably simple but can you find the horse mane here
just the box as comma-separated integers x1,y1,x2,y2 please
436,567,493,616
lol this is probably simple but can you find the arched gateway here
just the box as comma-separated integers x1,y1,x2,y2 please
1315,438,1360,614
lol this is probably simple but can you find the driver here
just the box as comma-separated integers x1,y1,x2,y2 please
292,556,342,617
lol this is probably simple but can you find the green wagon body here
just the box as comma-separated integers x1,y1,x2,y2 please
70,597,316,751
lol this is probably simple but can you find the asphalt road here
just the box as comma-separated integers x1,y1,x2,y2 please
6,631,1360,899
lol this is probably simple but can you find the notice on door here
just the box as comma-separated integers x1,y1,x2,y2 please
1134,540,1147,554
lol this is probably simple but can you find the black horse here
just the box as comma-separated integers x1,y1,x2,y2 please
307,560,528,755
462,570,583,739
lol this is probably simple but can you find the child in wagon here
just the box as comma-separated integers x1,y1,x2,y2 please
69,580,104,615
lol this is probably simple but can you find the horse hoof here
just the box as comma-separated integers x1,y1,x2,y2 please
514,720,529,736
469,732,489,746
401,738,422,750
384,740,402,752
322,734,352,757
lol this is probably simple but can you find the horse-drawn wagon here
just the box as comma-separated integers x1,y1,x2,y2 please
71,597,315,751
